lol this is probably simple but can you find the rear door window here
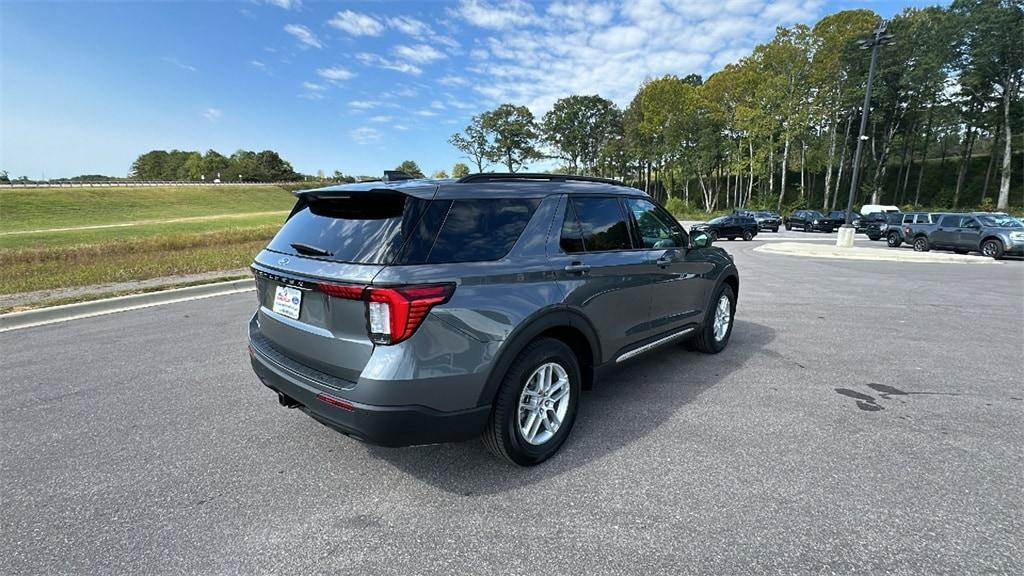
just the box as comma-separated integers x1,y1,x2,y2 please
564,196,633,252
940,215,962,227
267,193,429,264
424,198,539,263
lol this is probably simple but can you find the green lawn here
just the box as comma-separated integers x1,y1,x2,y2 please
0,184,297,232
0,184,299,298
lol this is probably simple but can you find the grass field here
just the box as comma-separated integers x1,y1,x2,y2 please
0,184,298,299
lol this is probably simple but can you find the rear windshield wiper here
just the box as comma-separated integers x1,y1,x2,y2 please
290,242,333,257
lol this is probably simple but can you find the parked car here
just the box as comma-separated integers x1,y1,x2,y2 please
827,210,858,228
691,214,759,241
883,212,941,247
859,204,900,216
861,212,891,240
904,212,1024,259
247,172,740,465
784,210,835,232
753,211,781,232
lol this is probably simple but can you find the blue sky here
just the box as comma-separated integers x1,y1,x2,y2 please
1,0,934,179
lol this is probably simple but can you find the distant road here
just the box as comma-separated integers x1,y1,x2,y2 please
0,210,289,236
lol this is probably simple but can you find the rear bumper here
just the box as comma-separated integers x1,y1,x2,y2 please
248,338,490,448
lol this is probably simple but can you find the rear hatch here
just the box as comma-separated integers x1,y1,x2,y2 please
252,185,438,383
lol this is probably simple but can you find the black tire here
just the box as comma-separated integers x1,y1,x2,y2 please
708,230,718,242
981,238,1004,259
742,230,754,241
482,337,581,466
803,223,813,233
913,236,930,252
692,283,736,354
886,233,902,248
772,227,779,233
785,222,792,231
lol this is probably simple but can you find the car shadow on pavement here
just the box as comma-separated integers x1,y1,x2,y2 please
362,319,776,496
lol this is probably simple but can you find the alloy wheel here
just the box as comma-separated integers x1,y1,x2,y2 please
712,294,731,342
517,363,571,446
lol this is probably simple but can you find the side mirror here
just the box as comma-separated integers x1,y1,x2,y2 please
691,231,711,249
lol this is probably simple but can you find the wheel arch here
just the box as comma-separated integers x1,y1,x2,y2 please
475,308,600,407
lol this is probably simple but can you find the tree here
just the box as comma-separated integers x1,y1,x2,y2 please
432,169,449,179
0,170,9,183
452,162,470,178
541,95,620,173
395,160,425,178
952,0,1023,210
449,117,492,172
480,104,541,172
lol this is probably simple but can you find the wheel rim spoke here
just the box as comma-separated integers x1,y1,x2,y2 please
517,362,571,446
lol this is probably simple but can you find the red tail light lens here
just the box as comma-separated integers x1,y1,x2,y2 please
317,283,364,299
318,281,454,345
366,284,454,345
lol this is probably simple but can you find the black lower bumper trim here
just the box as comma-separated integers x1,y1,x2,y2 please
250,351,490,447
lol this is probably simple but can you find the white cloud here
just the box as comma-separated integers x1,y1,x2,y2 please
369,115,394,123
284,24,322,49
455,0,536,30
452,0,824,112
547,1,615,26
266,0,301,9
202,108,222,121
162,57,196,72
350,127,381,144
328,10,384,36
392,124,410,131
393,44,447,64
387,15,432,36
299,81,326,100
430,100,447,110
446,97,475,110
415,109,439,117
250,60,266,69
316,65,355,81
438,75,469,87
349,100,380,109
356,53,422,75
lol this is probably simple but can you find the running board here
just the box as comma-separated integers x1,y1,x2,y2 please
615,327,695,363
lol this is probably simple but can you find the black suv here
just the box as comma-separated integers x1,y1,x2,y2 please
784,210,835,232
690,215,759,241
248,173,740,465
753,211,781,233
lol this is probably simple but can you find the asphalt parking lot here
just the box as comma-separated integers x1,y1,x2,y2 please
2,239,1022,575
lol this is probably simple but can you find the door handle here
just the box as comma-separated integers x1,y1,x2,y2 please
564,262,590,274
655,257,672,267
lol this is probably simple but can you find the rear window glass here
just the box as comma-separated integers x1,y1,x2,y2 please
267,194,428,264
569,197,632,251
425,198,539,263
940,215,962,227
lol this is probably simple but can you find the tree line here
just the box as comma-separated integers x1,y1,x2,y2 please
449,0,1022,212
130,149,300,182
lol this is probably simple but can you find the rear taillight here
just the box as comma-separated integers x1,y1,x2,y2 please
365,284,454,345
317,282,454,345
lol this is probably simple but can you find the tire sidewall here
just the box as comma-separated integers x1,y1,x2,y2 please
913,237,928,252
495,339,581,466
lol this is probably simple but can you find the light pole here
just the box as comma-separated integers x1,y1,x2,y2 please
837,20,894,248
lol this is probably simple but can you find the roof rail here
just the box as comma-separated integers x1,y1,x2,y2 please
383,170,415,182
456,173,628,187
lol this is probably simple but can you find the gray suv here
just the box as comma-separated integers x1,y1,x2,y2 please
247,173,740,465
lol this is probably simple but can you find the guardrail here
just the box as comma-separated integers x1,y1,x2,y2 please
0,181,311,188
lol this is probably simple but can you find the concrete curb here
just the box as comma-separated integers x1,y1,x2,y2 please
753,242,996,264
0,279,255,333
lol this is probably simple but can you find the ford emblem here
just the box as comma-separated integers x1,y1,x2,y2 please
278,257,290,265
